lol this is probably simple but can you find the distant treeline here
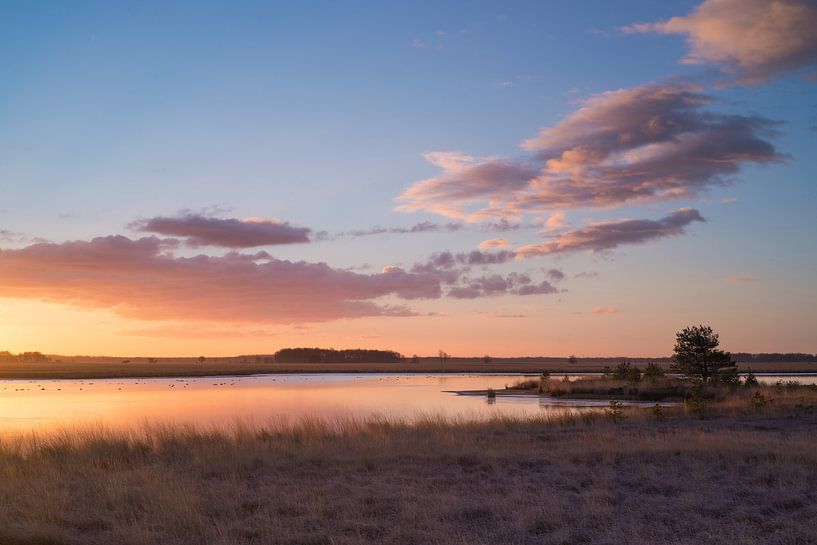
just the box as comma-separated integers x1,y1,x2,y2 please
250,348,403,364
731,353,817,363
0,351,51,363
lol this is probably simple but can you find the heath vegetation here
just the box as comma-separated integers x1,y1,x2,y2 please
1,399,816,545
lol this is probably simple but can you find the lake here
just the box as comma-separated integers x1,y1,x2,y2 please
0,373,813,432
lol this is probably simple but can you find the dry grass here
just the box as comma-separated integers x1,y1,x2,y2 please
505,375,817,404
0,399,816,545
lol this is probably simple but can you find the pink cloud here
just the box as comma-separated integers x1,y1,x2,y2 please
131,214,311,248
623,0,817,84
397,85,782,221
515,208,704,258
396,152,538,219
0,236,443,324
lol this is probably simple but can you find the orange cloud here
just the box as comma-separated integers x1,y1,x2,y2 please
478,237,509,249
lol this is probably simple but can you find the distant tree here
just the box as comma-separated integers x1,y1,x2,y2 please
671,325,737,385
272,348,401,364
148,358,158,364
0,351,15,363
568,355,578,366
438,350,449,364
198,356,206,363
17,351,50,363
410,354,420,364
483,355,493,364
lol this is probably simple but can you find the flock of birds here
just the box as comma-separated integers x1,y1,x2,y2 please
0,377,272,393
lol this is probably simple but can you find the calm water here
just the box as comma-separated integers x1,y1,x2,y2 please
0,373,813,432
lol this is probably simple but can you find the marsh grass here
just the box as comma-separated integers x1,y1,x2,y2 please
509,374,817,405
511,375,703,401
0,397,816,545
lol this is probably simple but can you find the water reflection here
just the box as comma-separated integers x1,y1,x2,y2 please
0,373,813,432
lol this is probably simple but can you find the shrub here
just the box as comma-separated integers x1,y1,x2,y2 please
743,372,759,387
750,391,767,411
511,379,540,390
687,387,710,419
643,362,665,380
651,403,665,421
612,362,642,382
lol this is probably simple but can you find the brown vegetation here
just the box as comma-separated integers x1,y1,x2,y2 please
0,357,814,380
504,374,817,404
0,390,815,545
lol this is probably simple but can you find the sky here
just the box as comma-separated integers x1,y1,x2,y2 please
0,0,815,357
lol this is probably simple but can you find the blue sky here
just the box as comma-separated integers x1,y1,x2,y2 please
0,0,815,356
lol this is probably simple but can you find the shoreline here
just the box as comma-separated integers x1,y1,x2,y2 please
1,360,815,380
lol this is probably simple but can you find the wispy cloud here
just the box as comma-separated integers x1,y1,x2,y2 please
546,268,565,282
130,214,311,248
340,221,463,238
515,208,704,257
396,151,537,219
591,305,619,314
623,0,817,84
119,324,278,339
448,273,557,299
724,275,756,285
475,311,527,319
